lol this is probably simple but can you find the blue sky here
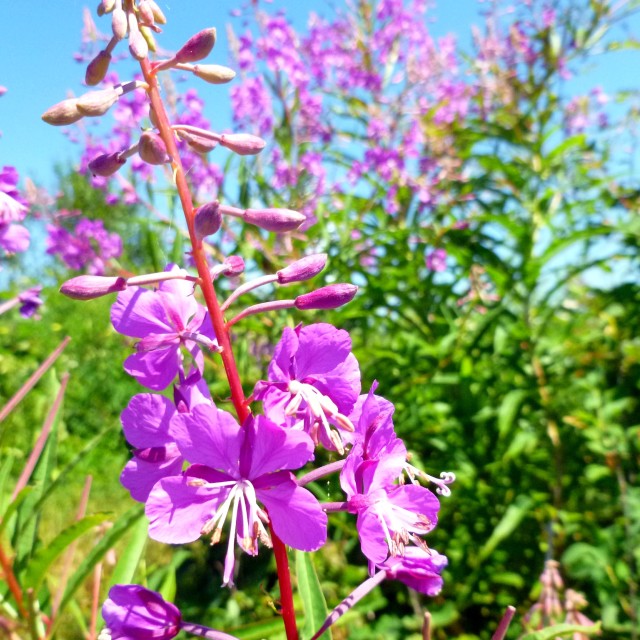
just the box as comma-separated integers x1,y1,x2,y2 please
0,1,638,190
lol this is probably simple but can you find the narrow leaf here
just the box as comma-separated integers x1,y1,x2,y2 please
296,550,331,640
520,622,601,640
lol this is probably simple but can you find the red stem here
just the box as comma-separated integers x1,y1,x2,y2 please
138,58,298,640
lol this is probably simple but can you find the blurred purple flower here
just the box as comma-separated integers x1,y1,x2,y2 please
425,248,447,272
18,286,43,318
0,166,30,255
46,216,122,274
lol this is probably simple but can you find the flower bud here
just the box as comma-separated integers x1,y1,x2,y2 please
42,98,83,126
111,7,128,39
99,0,116,14
147,0,167,24
138,0,155,25
295,284,358,310
223,255,245,276
243,207,305,232
138,131,170,165
192,64,236,85
219,133,266,156
194,201,221,242
85,50,112,86
175,129,218,153
88,152,126,177
76,88,120,117
140,25,158,53
60,275,127,300
277,254,328,285
128,18,149,60
175,28,217,63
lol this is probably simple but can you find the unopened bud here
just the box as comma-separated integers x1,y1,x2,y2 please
128,17,149,60
111,7,127,39
76,88,120,117
99,0,116,14
42,98,83,126
193,64,236,84
147,0,167,24
88,152,126,177
138,0,155,25
277,254,328,285
295,284,358,310
223,255,245,276
219,133,266,156
140,25,157,52
85,50,112,85
194,201,221,242
176,129,218,153
60,275,126,300
243,207,305,232
138,131,170,165
175,28,217,63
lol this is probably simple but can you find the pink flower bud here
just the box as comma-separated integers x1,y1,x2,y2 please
243,207,305,232
128,19,149,60
41,98,83,126
60,275,126,300
175,129,218,153
194,201,221,242
277,254,328,285
295,284,358,310
138,0,155,25
85,50,112,86
147,0,166,24
175,28,217,63
88,152,126,177
192,64,236,84
76,88,120,117
223,255,245,276
138,131,170,165
219,133,266,156
111,7,127,39
99,0,116,14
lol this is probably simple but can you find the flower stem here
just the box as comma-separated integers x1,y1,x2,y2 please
137,55,298,640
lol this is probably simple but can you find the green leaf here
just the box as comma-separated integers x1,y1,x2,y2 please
477,495,534,563
498,389,528,438
520,622,601,640
107,514,148,588
22,512,110,591
296,550,331,640
0,485,33,539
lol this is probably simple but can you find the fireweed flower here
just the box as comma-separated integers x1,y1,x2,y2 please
119,375,212,503
101,584,181,640
145,404,327,586
253,323,361,453
379,545,448,596
0,166,30,254
46,216,122,274
18,286,44,318
340,386,440,565
111,264,217,390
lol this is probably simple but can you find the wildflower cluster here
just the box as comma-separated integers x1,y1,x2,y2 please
45,1,452,638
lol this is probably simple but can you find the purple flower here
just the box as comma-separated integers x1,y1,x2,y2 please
341,387,439,565
18,287,43,318
253,323,361,453
102,584,181,640
0,166,30,255
381,546,448,596
145,405,326,586
425,248,447,272
46,216,122,274
111,265,217,390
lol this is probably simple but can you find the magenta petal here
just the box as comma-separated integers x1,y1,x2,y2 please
0,223,30,252
170,404,243,472
146,467,229,544
121,394,177,448
246,416,314,477
120,447,183,502
268,325,299,382
294,324,353,377
111,287,174,338
357,508,390,564
124,347,181,390
255,471,327,551
387,485,440,531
